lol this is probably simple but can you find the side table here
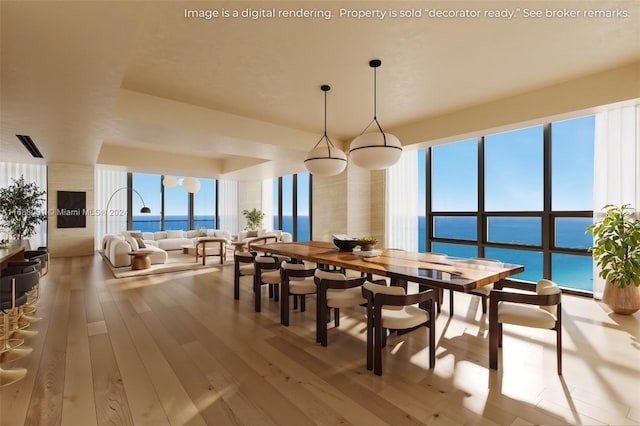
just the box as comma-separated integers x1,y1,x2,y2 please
128,250,153,270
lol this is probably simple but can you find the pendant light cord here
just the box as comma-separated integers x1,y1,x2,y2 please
312,85,335,151
359,60,388,146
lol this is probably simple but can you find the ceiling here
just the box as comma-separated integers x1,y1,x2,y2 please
1,1,639,180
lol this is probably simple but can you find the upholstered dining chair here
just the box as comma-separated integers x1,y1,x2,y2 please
247,235,278,251
489,279,562,374
362,282,437,376
253,255,283,312
279,262,317,326
314,269,367,347
234,251,256,300
466,257,503,315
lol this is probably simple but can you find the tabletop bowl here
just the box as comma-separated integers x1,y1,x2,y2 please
333,238,359,252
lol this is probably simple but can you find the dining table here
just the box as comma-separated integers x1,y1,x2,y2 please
251,241,525,294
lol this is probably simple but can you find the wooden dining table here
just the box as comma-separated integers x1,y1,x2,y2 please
252,241,524,293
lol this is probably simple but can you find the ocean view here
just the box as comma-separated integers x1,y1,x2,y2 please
133,215,593,290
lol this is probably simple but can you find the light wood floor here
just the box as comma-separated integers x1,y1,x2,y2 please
1,253,639,425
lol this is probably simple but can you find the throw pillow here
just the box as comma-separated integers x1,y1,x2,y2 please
247,230,258,238
135,238,146,249
128,237,139,251
129,231,143,239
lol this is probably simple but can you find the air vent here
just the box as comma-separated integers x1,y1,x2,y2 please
16,134,43,158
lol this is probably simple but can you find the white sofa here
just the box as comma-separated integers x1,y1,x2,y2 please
140,229,231,251
102,234,168,268
238,229,293,244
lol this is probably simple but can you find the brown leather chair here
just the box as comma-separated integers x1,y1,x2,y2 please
314,269,366,347
233,251,256,300
489,279,562,374
362,282,436,376
253,255,283,312
279,262,316,326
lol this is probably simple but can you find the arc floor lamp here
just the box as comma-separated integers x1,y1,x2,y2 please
104,187,151,235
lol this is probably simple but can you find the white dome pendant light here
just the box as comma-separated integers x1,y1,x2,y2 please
349,59,402,169
304,85,347,176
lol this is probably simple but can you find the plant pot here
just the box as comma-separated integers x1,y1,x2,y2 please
602,281,640,315
358,243,375,251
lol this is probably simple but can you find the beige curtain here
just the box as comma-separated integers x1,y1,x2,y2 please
592,104,640,298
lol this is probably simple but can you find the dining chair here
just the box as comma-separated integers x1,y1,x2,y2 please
253,255,283,312
233,251,256,300
466,257,503,315
280,262,316,326
362,282,437,376
489,279,562,374
314,269,367,346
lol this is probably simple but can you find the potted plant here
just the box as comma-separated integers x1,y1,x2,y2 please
586,204,640,315
357,236,378,251
0,176,48,241
242,208,265,231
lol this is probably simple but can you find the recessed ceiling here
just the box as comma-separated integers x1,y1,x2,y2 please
1,1,639,179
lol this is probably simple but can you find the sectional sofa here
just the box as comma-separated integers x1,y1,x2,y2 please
102,229,232,267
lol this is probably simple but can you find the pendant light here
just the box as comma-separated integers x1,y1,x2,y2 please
349,59,402,169
304,84,347,176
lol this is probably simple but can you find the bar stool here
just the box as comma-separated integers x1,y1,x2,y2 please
0,266,40,341
0,268,39,386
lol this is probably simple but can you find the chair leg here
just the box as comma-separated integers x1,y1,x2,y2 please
556,308,562,375
489,304,499,370
268,284,274,299
449,290,454,315
253,277,261,312
300,295,306,312
315,296,321,344
320,303,328,347
234,271,240,300
428,302,435,368
334,308,340,327
274,284,279,302
280,286,289,326
366,310,373,370
293,295,298,310
374,319,383,375
481,295,487,314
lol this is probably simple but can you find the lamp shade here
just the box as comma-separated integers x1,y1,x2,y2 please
162,176,178,188
304,145,347,176
181,176,201,193
349,132,402,169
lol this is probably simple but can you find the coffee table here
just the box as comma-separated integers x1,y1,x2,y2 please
181,244,196,255
128,250,153,270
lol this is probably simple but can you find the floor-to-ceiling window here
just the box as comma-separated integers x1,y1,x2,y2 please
131,173,161,232
128,173,220,233
163,176,189,230
421,115,594,292
272,171,312,241
193,178,216,229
